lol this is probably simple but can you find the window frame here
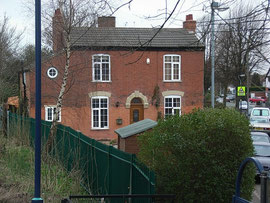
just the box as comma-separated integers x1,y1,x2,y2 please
163,54,181,82
47,67,58,79
45,106,61,122
164,95,181,118
91,96,109,129
92,54,111,82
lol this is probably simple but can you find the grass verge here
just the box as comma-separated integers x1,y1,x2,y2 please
0,132,86,202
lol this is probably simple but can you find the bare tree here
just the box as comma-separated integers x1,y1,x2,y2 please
0,15,23,103
31,0,115,151
196,15,211,105
214,4,269,108
215,25,234,106
194,0,270,107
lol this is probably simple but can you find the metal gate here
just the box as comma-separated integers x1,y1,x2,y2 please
232,157,269,203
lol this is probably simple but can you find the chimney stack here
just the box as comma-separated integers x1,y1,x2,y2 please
52,8,65,52
183,14,196,32
98,16,116,27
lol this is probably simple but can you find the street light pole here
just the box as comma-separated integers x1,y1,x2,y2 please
210,1,218,108
32,0,43,202
246,66,250,115
210,1,229,108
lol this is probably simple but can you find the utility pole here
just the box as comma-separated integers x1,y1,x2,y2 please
246,64,250,115
210,1,218,108
210,1,228,108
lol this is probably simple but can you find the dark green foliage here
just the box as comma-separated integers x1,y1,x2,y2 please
249,86,264,92
138,108,255,202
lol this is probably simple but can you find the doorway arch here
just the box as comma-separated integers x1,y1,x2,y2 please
125,90,149,108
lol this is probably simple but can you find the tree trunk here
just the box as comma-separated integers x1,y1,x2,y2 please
46,36,71,153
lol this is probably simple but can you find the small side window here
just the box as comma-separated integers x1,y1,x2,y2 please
47,67,58,79
45,106,61,122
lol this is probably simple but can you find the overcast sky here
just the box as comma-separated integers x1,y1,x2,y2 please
0,0,214,45
0,0,266,46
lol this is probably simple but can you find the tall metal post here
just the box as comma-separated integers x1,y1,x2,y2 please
210,1,228,108
246,69,250,115
245,53,250,115
32,0,43,202
210,1,218,108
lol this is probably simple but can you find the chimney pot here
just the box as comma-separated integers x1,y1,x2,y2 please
183,14,196,32
186,14,193,21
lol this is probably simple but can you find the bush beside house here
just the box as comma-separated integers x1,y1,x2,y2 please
138,108,255,202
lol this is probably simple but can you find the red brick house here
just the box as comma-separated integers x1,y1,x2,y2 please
22,11,204,142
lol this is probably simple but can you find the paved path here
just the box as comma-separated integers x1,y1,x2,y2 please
252,184,260,203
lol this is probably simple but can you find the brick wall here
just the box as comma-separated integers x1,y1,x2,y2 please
28,49,204,141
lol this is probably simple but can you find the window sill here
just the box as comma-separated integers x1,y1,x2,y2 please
92,81,112,83
163,80,182,83
45,120,61,122
91,128,110,131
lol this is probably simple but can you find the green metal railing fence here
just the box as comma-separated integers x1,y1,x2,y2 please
8,113,155,202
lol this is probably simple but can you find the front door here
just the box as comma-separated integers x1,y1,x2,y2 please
130,98,144,124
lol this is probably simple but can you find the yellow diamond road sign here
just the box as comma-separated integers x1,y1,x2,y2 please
237,86,246,96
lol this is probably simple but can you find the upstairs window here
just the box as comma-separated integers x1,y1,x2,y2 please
91,97,109,129
45,106,61,122
164,96,181,118
163,55,181,81
92,54,111,82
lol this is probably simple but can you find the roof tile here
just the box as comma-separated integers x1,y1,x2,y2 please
70,27,204,48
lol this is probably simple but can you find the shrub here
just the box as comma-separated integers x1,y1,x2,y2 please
138,108,255,202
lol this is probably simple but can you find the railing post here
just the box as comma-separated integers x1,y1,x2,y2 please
261,172,268,203
107,146,111,194
129,154,134,203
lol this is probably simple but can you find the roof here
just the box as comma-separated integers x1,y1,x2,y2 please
115,119,157,138
70,27,204,49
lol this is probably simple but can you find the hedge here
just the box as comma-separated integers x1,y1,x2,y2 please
138,108,255,202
